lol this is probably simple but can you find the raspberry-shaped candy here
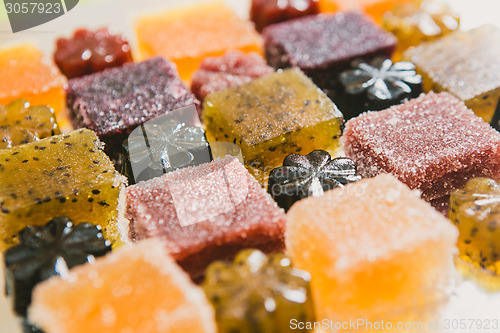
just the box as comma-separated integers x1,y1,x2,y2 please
54,28,133,79
203,249,315,333
4,217,111,315
268,150,361,211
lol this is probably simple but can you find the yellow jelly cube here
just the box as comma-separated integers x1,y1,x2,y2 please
203,68,343,186
383,0,459,61
135,1,263,82
286,174,458,330
29,239,216,333
0,45,66,119
405,25,500,122
0,129,126,251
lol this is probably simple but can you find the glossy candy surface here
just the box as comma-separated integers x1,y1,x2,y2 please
203,249,315,333
191,51,273,102
54,28,133,79
449,178,500,276
263,12,396,99
383,0,459,61
135,1,263,81
67,57,199,163
204,68,343,185
286,174,459,328
339,58,422,119
0,129,126,250
250,0,319,32
4,217,111,315
28,239,217,333
405,25,500,122
268,150,361,211
0,100,60,149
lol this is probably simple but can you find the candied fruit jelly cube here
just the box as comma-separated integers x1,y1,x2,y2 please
492,100,500,132
67,57,199,164
191,50,274,102
203,249,315,333
268,150,361,211
318,0,413,23
121,105,212,185
0,99,60,149
338,58,422,119
286,174,458,328
204,68,343,185
0,253,22,333
135,1,263,81
405,25,500,122
383,0,459,61
343,92,500,202
250,0,320,32
122,157,286,280
0,45,66,118
450,178,500,277
263,12,397,100
54,27,133,79
0,129,126,251
28,239,217,333
4,217,111,316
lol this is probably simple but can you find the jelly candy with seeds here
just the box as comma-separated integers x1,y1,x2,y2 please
0,100,60,149
54,28,133,79
339,58,422,119
250,0,319,32
268,150,361,211
203,249,315,333
0,129,126,250
121,107,212,185
4,217,111,315
449,178,500,276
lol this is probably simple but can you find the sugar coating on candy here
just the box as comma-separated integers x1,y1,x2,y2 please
0,129,126,250
343,92,500,201
203,68,343,185
250,0,320,32
67,57,199,161
0,99,60,149
54,27,133,79
135,1,263,81
406,25,500,122
191,51,273,102
263,12,396,95
29,239,217,333
203,249,315,333
286,174,458,324
122,156,286,280
0,44,66,117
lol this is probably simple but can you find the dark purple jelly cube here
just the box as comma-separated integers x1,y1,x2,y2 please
67,57,200,163
262,12,397,99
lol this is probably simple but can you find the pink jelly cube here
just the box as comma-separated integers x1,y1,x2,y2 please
343,92,500,202
121,156,286,280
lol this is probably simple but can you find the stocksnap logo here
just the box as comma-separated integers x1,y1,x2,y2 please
3,0,79,33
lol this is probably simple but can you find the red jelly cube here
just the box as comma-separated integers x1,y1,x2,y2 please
250,0,320,32
54,28,133,79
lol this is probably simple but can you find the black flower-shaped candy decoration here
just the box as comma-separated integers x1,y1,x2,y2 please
267,150,362,211
4,217,111,316
122,118,212,184
338,57,423,119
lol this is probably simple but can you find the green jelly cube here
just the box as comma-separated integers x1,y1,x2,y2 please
405,25,500,122
203,68,343,185
0,129,126,250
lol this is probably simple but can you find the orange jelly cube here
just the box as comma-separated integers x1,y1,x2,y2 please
135,1,263,81
319,0,413,23
0,45,66,118
29,239,217,333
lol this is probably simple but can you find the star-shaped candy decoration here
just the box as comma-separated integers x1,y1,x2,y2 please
121,106,212,184
267,150,362,211
4,217,111,316
338,57,423,119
